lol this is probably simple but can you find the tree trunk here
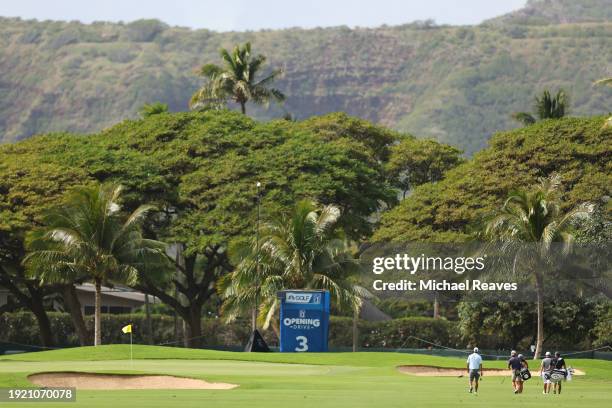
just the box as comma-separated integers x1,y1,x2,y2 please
184,304,203,348
174,245,183,345
433,292,440,319
269,317,281,341
63,284,91,346
352,307,359,352
134,244,221,349
1,272,55,347
182,320,189,348
144,294,153,345
174,306,180,345
30,294,55,348
240,101,246,115
533,271,544,360
251,307,257,332
94,280,102,346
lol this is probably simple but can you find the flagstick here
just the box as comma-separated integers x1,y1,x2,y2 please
130,330,133,369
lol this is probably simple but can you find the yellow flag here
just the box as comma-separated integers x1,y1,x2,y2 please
121,324,132,334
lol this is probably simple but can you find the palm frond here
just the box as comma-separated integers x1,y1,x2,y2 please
483,174,594,272
197,42,283,113
512,112,536,125
221,199,361,323
199,63,223,78
593,77,612,87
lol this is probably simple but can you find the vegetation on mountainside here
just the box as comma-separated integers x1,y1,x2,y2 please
0,0,610,153
487,0,612,25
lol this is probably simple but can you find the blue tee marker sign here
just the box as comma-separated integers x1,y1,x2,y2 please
278,290,330,352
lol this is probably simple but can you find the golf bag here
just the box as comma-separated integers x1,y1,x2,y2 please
549,369,567,383
519,368,531,381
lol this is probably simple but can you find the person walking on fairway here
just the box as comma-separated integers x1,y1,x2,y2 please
466,347,483,394
539,351,553,394
552,352,567,394
508,350,523,394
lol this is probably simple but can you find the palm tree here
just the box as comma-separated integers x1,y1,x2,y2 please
512,89,569,125
483,174,593,359
139,102,169,118
221,200,366,333
190,42,285,114
24,184,169,346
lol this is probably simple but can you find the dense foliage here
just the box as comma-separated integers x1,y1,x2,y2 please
1,0,611,154
457,300,605,350
0,110,396,245
0,110,400,346
222,200,365,330
4,309,606,351
374,116,612,242
24,184,169,346
0,312,457,350
385,138,463,197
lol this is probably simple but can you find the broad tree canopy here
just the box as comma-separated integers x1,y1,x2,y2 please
374,116,612,242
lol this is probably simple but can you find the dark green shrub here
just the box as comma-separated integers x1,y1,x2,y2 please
0,312,457,350
360,317,459,349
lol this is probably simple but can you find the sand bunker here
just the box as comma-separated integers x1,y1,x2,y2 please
28,372,238,390
397,365,585,377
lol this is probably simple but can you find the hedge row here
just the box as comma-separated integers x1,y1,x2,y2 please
330,316,460,349
0,312,460,349
0,312,255,348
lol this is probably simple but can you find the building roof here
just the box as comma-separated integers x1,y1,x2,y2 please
75,283,158,304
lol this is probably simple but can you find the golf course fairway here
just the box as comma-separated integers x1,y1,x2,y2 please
0,345,610,408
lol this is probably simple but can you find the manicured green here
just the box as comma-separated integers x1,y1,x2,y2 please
1,345,610,408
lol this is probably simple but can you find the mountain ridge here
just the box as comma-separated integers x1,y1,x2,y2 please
486,0,612,25
0,0,610,154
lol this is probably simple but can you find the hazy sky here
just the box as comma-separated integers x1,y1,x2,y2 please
1,0,528,31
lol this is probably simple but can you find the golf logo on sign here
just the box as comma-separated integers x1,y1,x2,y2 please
286,292,313,304
279,290,330,352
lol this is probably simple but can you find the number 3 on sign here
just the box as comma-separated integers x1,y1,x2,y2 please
295,336,308,351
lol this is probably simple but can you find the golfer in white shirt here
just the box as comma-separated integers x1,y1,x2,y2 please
466,347,483,394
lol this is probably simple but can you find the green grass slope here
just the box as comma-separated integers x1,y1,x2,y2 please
0,0,611,154
0,344,529,368
1,345,610,408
